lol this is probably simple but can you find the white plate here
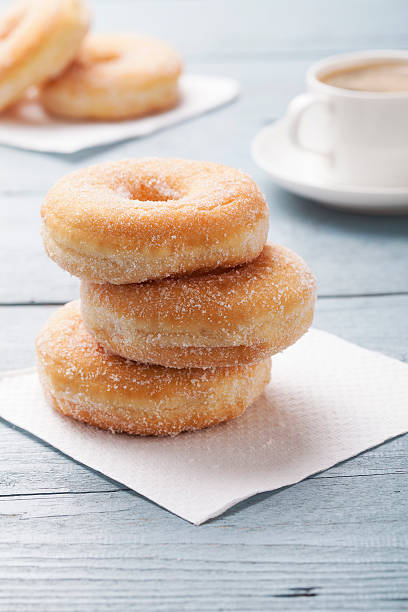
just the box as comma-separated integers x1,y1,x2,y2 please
251,119,408,213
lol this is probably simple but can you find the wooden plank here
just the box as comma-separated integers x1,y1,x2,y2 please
0,1,407,608
316,294,408,362
1,469,406,544
0,59,317,194
1,305,57,370
0,198,80,305
1,58,407,303
2,296,407,370
1,411,406,496
3,53,408,198
0,472,406,612
2,190,407,302
1,300,407,608
0,298,406,494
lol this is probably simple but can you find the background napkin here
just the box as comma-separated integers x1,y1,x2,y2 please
0,75,239,153
0,328,407,524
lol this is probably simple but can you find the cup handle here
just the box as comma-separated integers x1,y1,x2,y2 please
287,93,333,159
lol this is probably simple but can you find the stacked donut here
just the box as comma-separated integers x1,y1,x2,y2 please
36,158,317,436
0,0,182,120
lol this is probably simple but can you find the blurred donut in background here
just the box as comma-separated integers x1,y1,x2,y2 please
0,0,89,112
40,33,182,120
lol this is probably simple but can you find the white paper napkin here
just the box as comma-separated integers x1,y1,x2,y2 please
1,328,407,524
0,74,239,154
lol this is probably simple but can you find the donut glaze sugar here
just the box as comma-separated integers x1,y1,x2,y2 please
41,158,269,284
36,301,271,436
80,244,317,368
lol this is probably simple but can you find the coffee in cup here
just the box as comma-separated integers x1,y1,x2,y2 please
320,60,408,93
286,50,408,187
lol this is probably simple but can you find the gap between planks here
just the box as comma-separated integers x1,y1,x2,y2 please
0,470,406,501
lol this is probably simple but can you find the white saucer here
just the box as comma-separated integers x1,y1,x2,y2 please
251,119,408,213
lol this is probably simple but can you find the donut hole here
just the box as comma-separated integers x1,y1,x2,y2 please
126,178,180,202
78,49,121,67
131,186,173,202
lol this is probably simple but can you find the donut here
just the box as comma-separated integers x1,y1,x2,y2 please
80,244,317,369
0,0,89,112
40,33,182,120
36,301,271,436
41,158,269,284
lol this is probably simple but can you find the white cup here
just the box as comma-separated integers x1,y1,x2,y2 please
286,50,408,188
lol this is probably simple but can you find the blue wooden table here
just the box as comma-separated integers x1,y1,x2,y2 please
0,1,407,610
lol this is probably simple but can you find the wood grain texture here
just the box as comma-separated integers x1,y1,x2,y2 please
0,482,406,612
1,296,408,370
0,439,406,612
0,297,407,610
0,0,407,609
1,191,408,302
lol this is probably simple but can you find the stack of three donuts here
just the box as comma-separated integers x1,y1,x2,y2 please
37,158,317,436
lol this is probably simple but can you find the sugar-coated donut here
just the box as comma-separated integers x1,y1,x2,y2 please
41,158,269,284
0,0,89,112
40,33,181,120
80,244,316,368
36,301,271,436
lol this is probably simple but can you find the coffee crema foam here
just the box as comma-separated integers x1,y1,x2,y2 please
320,60,408,93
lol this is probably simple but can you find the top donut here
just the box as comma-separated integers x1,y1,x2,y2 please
41,158,269,284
